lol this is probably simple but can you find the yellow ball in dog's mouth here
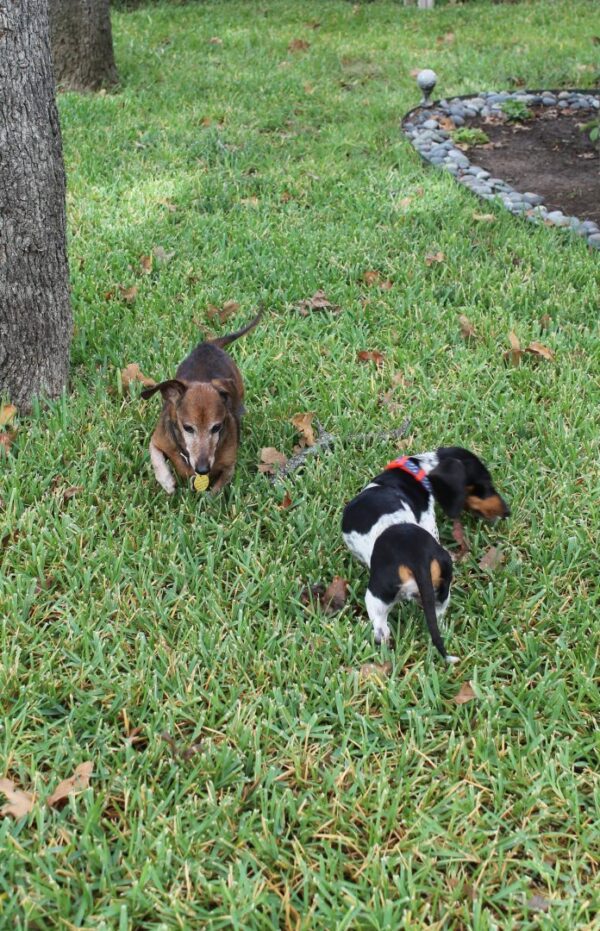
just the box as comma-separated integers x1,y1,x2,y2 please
191,473,210,492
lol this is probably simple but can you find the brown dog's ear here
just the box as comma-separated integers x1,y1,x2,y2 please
140,379,187,403
211,378,236,405
429,458,467,519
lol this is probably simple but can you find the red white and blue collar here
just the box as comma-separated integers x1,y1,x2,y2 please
384,455,433,494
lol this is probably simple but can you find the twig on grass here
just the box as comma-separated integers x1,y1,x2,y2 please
270,417,411,481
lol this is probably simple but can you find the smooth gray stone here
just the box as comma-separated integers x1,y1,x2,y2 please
508,192,524,202
558,101,569,109
580,221,599,233
558,91,570,99
523,192,544,206
542,96,557,106
429,156,445,165
451,115,465,126
587,234,600,246
443,162,459,173
470,97,485,109
423,119,439,130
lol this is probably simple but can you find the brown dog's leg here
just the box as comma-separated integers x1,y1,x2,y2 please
149,437,177,495
209,465,235,495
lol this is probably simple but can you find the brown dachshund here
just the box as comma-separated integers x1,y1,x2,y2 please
141,312,261,494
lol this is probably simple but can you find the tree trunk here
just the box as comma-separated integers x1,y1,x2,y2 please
0,0,72,412
49,0,118,92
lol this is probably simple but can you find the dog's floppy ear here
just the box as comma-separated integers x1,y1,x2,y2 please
140,379,187,403
429,458,467,519
211,378,236,405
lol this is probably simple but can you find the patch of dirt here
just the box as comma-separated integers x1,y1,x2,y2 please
468,108,600,224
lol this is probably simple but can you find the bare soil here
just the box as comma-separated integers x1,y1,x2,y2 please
467,107,600,224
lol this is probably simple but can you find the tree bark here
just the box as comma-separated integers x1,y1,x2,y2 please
0,0,72,412
49,0,118,92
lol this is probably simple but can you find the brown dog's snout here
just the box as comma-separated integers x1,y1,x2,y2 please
195,462,210,475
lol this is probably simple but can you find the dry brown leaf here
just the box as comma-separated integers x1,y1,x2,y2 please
438,116,455,132
121,363,156,390
380,279,393,291
157,199,177,212
0,404,17,428
323,576,348,614
539,313,552,331
240,196,259,207
398,196,413,209
296,290,339,316
452,519,469,559
62,486,84,502
299,582,325,607
152,245,175,265
504,331,523,367
139,254,153,275
208,36,223,45
526,342,555,362
47,762,93,809
409,68,420,78
363,270,380,286
459,314,477,341
258,447,288,475
359,661,392,680
288,38,310,52
472,213,495,223
479,546,504,571
207,301,240,324
357,350,385,367
437,31,455,44
290,412,316,447
0,778,35,819
200,116,212,127
279,492,293,510
425,251,445,266
0,431,16,455
303,82,315,95
118,284,138,304
526,893,551,913
454,682,476,705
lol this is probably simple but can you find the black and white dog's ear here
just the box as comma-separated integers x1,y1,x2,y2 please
429,458,467,518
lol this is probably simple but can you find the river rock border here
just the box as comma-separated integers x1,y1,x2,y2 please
402,89,600,250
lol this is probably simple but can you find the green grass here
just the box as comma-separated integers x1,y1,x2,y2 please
1,0,600,927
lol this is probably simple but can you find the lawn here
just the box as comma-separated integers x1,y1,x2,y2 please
1,0,599,927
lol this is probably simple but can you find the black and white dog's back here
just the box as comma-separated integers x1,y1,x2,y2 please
342,447,509,663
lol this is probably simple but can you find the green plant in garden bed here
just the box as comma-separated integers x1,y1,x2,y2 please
501,98,533,121
451,126,490,146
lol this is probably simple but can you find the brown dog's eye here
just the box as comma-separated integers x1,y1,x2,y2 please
183,424,194,434
211,423,222,435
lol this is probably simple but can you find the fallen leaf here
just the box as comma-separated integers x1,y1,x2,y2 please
380,279,393,291
279,492,293,510
207,301,240,324
504,331,523,367
208,36,223,45
357,350,385,367
452,519,469,559
118,284,138,304
290,412,316,447
288,38,310,52
200,116,212,127
454,682,476,705
0,404,17,428
304,20,321,29
62,486,84,502
359,661,392,680
479,546,504,571
139,254,153,275
280,190,293,203
121,363,156,390
592,35,600,45
539,314,552,331
409,68,420,78
459,314,477,340
160,732,201,761
303,82,315,95
258,447,288,475
152,245,175,265
398,196,413,209
240,196,259,207
436,31,455,44
438,116,455,131
526,893,551,913
526,341,555,362
47,762,93,809
363,270,380,286
104,290,114,301
299,582,325,607
0,431,15,455
472,212,495,223
0,778,35,819
295,290,339,316
157,199,177,212
323,576,348,614
425,251,445,266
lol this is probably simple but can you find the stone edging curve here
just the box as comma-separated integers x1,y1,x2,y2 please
402,88,600,250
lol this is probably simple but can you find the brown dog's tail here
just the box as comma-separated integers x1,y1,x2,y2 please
209,310,263,349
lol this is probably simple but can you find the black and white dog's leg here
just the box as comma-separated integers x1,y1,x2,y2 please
365,589,392,645
149,440,176,494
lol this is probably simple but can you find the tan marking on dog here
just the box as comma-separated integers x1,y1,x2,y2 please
466,494,506,518
430,558,442,588
398,565,414,584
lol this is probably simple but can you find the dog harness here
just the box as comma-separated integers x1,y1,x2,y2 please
384,455,433,494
